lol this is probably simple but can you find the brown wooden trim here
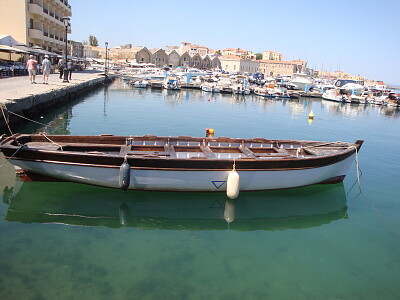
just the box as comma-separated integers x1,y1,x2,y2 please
1,134,363,171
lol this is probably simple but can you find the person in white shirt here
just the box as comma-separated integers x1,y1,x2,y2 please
42,55,52,84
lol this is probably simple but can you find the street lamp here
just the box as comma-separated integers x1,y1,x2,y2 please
105,41,108,75
61,16,70,83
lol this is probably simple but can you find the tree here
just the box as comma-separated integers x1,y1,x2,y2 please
88,35,98,47
215,50,221,55
256,53,263,60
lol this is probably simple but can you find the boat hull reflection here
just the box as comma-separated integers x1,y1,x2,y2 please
5,182,348,231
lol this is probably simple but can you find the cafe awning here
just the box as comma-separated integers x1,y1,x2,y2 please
0,44,29,53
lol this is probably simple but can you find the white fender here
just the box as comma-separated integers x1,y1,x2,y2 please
226,170,240,199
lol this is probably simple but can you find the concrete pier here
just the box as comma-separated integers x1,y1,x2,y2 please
0,70,115,131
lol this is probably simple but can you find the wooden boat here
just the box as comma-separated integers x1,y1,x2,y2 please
0,134,363,197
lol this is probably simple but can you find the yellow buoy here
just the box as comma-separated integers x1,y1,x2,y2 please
226,169,240,199
308,110,314,119
206,128,215,137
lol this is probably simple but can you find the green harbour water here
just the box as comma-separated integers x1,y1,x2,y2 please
1,79,400,299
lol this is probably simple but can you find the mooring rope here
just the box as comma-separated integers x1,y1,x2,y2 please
345,145,400,242
0,103,14,136
7,110,49,126
39,133,63,151
0,145,22,169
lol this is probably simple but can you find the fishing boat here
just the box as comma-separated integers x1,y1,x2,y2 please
0,134,363,198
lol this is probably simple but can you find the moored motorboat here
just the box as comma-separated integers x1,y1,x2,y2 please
0,134,363,197
322,89,350,103
163,77,181,90
133,80,149,88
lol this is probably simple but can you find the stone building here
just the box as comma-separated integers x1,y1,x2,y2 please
69,40,83,57
201,55,212,70
179,51,191,67
222,48,256,60
259,60,307,77
166,50,180,67
150,48,168,67
109,46,152,63
219,55,259,73
262,51,282,61
83,45,100,58
179,42,209,56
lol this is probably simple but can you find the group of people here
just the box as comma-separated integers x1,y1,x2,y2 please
25,55,74,84
57,58,74,81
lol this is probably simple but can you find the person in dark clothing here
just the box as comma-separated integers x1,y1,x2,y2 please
58,59,64,79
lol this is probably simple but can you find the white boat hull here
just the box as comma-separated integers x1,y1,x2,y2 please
9,153,356,191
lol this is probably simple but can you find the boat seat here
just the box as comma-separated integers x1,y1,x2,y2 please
200,146,217,159
238,147,257,158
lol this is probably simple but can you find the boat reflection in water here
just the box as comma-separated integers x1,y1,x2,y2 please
4,181,348,231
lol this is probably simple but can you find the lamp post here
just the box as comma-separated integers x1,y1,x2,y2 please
61,16,70,83
105,42,108,76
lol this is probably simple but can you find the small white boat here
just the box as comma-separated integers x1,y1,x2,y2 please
133,80,149,88
322,89,350,103
232,84,250,95
201,84,220,93
290,73,313,91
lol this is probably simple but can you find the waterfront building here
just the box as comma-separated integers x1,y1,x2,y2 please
69,40,83,57
179,42,210,56
210,56,222,69
259,60,307,77
0,0,72,54
219,55,260,73
109,46,152,63
222,48,256,60
191,53,202,68
83,45,100,58
179,51,191,67
115,44,132,49
166,49,180,68
262,51,282,61
201,55,212,70
150,48,168,68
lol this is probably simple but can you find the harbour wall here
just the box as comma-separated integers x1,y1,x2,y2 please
0,75,116,132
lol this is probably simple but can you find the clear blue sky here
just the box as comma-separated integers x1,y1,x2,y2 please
69,0,399,84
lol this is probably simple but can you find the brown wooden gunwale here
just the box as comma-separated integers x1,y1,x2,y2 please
1,142,363,172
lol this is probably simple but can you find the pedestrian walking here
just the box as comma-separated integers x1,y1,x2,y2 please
67,60,73,80
26,55,38,84
58,58,64,79
42,55,52,84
